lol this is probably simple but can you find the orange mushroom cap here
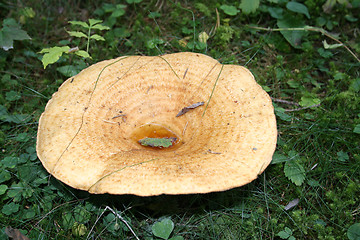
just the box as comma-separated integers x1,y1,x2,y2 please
36,52,277,196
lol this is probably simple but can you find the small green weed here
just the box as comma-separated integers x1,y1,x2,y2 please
277,227,296,240
152,218,184,240
39,19,109,72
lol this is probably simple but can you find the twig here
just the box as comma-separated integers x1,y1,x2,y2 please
86,206,139,240
352,206,360,216
87,206,138,240
271,97,321,111
207,149,221,154
105,206,140,240
247,25,360,63
86,207,108,239
209,8,220,37
284,103,320,112
102,119,118,124
271,97,300,106
68,46,79,53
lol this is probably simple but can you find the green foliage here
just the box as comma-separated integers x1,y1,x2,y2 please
147,38,165,49
0,18,31,51
272,151,306,186
152,218,174,239
195,3,211,17
152,218,184,240
284,159,306,186
0,185,8,195
103,212,131,235
347,223,360,240
286,2,310,19
337,151,349,162
354,124,360,134
0,105,30,124
39,19,109,69
276,15,306,49
94,3,127,28
72,222,87,237
239,0,260,14
299,96,321,107
2,202,19,215
39,46,70,69
220,5,239,16
277,227,296,240
213,25,235,48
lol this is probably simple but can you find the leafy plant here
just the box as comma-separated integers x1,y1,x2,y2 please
239,0,260,14
354,124,360,134
39,19,109,69
0,18,31,51
94,3,127,28
152,218,184,240
271,151,306,186
220,5,239,16
277,227,296,240
103,212,131,235
347,223,360,240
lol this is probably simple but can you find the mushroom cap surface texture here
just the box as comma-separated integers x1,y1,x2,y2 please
36,52,277,196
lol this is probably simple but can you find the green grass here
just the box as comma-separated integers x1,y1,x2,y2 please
1,0,360,239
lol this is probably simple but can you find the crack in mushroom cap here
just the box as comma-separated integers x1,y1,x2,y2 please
36,52,277,196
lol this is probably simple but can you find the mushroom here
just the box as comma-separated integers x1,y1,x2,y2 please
36,52,277,196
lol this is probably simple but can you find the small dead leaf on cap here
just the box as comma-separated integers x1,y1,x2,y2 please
5,226,30,240
176,102,204,117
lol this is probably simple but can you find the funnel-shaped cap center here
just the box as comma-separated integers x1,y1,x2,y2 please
131,123,181,149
